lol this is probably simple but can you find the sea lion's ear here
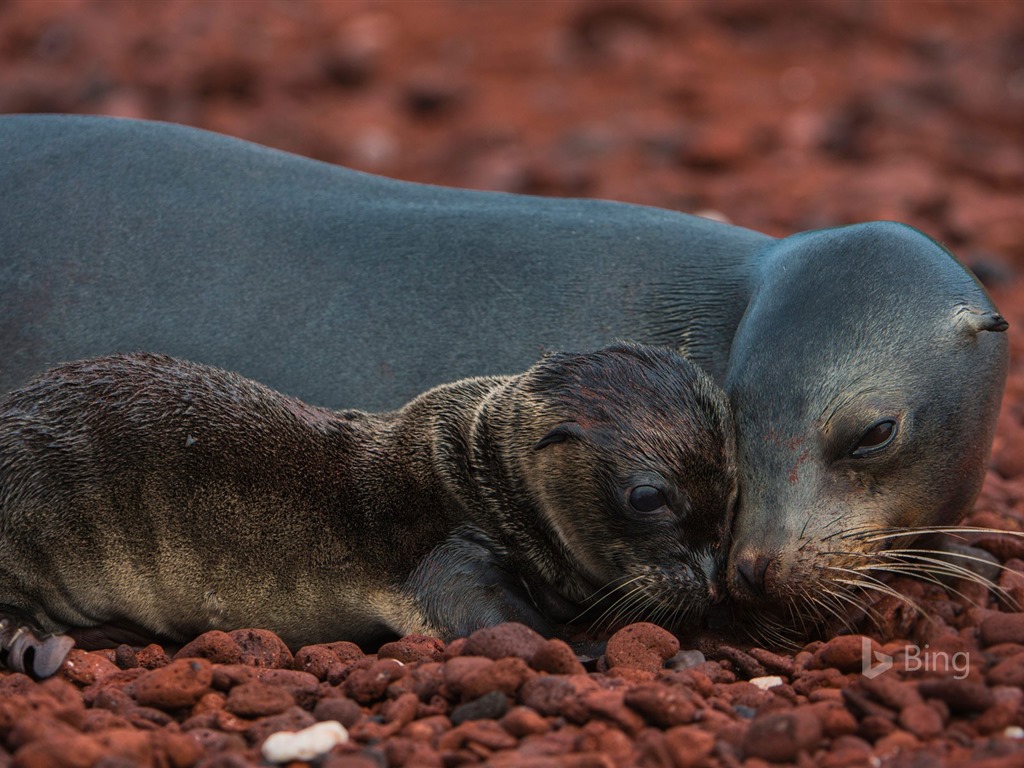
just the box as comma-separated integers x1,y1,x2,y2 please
956,306,1008,335
534,422,586,451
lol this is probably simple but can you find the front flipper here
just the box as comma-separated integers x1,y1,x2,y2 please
403,528,560,640
0,619,76,678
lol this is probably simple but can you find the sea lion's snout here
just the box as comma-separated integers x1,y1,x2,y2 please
729,550,775,599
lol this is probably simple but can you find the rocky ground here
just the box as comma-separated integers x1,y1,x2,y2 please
2,0,1024,766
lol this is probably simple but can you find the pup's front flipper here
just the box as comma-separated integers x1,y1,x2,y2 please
0,619,76,678
405,529,559,640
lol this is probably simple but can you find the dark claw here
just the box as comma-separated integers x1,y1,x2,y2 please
0,619,76,678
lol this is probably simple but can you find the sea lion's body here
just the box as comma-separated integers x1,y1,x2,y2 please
0,115,765,407
0,115,1009,645
0,346,735,675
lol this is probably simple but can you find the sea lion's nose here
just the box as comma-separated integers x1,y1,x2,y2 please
734,553,774,596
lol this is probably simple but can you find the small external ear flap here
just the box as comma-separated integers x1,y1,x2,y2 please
956,306,1009,335
534,422,586,451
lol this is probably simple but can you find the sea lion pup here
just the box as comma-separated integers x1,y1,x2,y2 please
0,344,736,678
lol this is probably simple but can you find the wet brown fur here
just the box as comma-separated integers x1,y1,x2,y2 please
0,345,735,650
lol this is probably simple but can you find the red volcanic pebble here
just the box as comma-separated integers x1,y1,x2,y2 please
792,667,849,696
228,628,294,668
499,706,550,737
313,696,362,728
743,709,824,762
343,658,407,704
130,658,214,710
519,674,602,718
663,726,715,768
292,640,365,680
244,705,317,745
210,663,256,691
442,655,496,698
818,704,858,738
623,683,701,727
175,630,243,665
604,622,680,673
860,672,924,710
976,688,1024,735
917,679,996,713
813,635,876,673
444,656,532,701
975,535,1024,563
60,649,120,686
114,643,139,670
223,681,296,717
12,733,107,768
530,638,587,676
901,704,946,745
378,634,446,663
898,702,945,740
461,622,547,660
987,652,1024,686
579,689,646,735
254,669,321,711
980,613,1024,646
136,644,172,670
747,647,798,677
438,719,518,751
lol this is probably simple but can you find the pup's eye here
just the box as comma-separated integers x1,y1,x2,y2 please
628,485,668,513
852,419,897,458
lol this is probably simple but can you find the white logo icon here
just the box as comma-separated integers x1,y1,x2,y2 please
859,637,970,679
861,637,893,679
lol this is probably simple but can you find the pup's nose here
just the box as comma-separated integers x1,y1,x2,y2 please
707,581,726,605
734,553,774,597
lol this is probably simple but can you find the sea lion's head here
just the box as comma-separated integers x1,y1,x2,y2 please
723,222,1009,643
503,343,737,631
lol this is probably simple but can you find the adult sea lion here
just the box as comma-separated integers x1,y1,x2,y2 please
0,345,736,678
0,115,1008,641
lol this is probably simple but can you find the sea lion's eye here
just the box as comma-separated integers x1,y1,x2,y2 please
852,419,897,457
628,485,668,513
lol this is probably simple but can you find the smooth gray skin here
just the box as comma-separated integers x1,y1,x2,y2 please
0,115,1009,616
0,114,763,408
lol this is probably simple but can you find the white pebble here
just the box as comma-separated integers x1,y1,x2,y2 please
749,675,785,690
261,721,349,763
1005,725,1024,739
